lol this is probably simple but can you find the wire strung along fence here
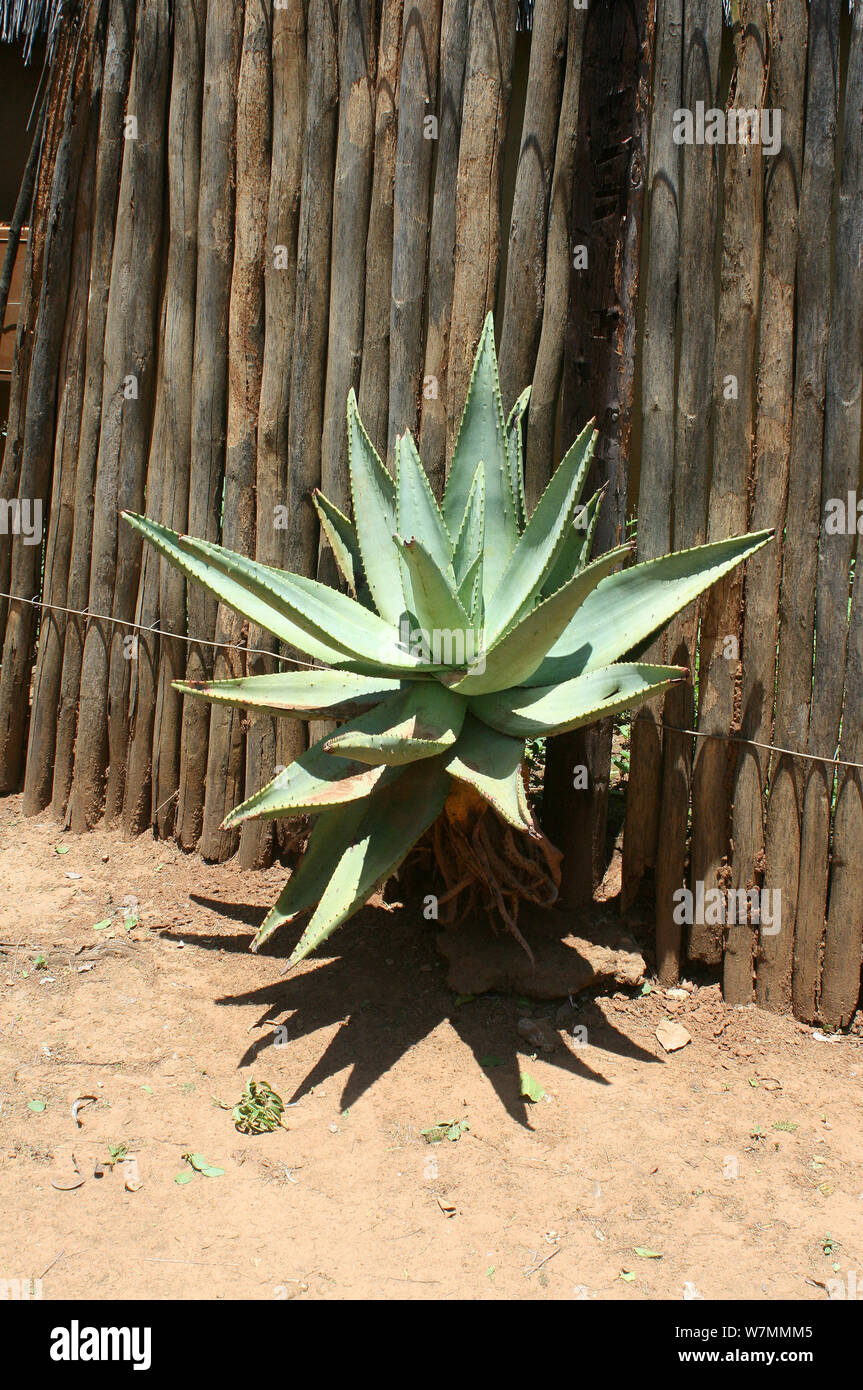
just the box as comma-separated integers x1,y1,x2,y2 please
0,0,861,1032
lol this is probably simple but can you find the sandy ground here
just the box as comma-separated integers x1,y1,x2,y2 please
1,791,862,1302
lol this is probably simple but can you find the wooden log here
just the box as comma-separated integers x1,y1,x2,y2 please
821,742,863,1027
725,0,807,1003
653,0,721,983
417,0,468,495
621,0,682,911
121,291,167,833
544,0,654,908
447,0,516,461
318,0,375,575
0,95,46,355
279,0,338,764
51,0,136,820
689,0,767,976
22,22,104,815
497,0,567,413
0,14,95,794
0,25,74,657
794,0,863,1022
357,0,403,460
522,1,586,512
387,0,443,465
238,0,306,861
823,460,863,1025
283,0,338,590
150,0,208,840
821,4,863,1027
124,0,206,837
175,0,244,850
104,0,174,825
65,0,171,831
200,0,272,863
758,0,840,1014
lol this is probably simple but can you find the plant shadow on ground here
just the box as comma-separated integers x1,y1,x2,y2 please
180,895,659,1127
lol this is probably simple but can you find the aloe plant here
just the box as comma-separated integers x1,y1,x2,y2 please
124,314,770,966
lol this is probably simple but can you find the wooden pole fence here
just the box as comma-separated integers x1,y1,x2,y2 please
0,0,860,1029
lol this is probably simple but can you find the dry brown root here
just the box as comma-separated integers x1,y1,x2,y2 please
430,781,562,957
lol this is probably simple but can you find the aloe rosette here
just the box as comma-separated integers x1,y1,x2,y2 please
124,314,770,965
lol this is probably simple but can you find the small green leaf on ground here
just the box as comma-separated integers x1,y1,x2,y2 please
619,1270,636,1282
174,1170,195,1185
27,1099,47,1113
453,994,475,1007
182,1152,224,1178
634,1247,662,1259
481,1055,503,1069
520,1072,546,1103
141,1085,153,1095
92,920,112,932
419,1117,466,1139
422,1118,470,1144
54,845,69,855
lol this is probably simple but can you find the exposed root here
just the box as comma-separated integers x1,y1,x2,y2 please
431,781,561,958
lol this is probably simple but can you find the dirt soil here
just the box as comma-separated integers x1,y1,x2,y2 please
1,792,862,1302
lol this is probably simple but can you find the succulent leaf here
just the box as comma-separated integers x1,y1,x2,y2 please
442,314,518,598
525,531,774,687
452,543,632,695
286,760,451,966
452,462,485,587
174,670,402,719
394,535,471,641
123,513,362,668
396,430,453,576
251,801,369,951
346,389,405,624
470,662,688,738
222,710,404,825
323,680,467,765
311,489,366,600
456,549,482,620
542,485,605,596
175,532,422,672
506,385,531,528
446,714,532,833
483,419,596,640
